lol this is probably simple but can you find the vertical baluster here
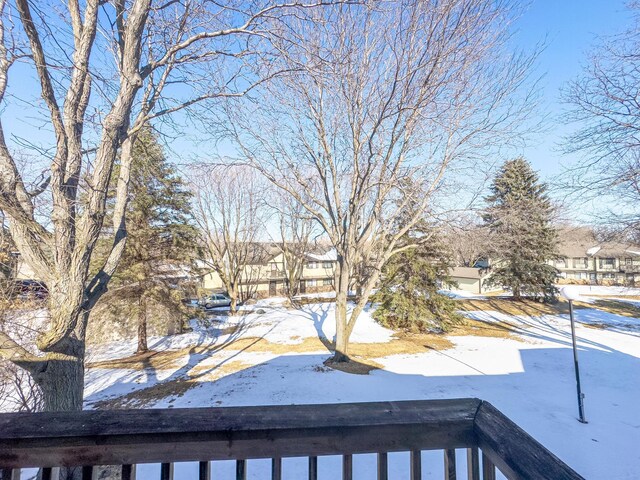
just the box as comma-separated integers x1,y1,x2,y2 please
271,457,282,480
199,461,210,480
410,450,422,480
1,469,20,480
160,463,173,480
82,466,95,480
309,456,318,480
342,454,352,480
481,453,496,480
466,448,479,480
444,449,456,480
377,452,388,480
122,464,136,480
236,459,246,480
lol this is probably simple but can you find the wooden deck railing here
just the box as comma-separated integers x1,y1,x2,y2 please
0,398,583,480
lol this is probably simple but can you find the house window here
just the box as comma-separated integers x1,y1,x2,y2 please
323,278,332,286
573,257,587,268
322,261,332,269
307,279,317,287
307,262,317,269
625,258,633,266
555,258,567,268
599,258,615,269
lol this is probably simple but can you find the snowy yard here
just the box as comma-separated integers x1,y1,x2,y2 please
80,291,640,479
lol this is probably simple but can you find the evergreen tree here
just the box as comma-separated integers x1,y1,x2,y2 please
373,232,462,333
484,158,559,302
94,131,199,353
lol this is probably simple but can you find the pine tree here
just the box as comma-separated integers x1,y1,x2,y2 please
373,232,462,333
93,131,199,353
484,158,559,302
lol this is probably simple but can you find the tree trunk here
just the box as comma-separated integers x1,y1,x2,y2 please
229,285,238,315
230,296,237,315
136,296,148,354
332,258,351,362
34,351,85,412
30,296,88,412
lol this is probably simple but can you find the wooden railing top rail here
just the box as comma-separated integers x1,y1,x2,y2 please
474,402,582,480
0,398,584,480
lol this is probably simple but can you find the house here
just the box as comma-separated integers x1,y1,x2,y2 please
553,227,640,285
449,265,500,295
200,244,336,298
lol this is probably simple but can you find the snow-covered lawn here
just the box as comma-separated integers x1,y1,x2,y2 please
81,293,640,479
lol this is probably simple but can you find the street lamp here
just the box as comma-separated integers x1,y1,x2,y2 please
560,287,588,424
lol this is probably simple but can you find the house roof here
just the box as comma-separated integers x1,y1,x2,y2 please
557,226,598,257
557,227,640,258
450,266,488,279
305,248,337,262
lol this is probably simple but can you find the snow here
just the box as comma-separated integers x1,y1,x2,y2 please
438,289,488,299
10,287,640,479
586,246,601,256
563,284,640,297
305,248,337,262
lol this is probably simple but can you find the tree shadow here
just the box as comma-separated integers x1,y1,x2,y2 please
84,317,277,408
86,344,640,479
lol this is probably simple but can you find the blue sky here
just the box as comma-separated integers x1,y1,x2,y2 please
3,1,634,211
512,0,630,178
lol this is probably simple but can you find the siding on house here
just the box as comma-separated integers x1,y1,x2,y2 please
553,228,640,285
449,266,499,295
201,246,337,298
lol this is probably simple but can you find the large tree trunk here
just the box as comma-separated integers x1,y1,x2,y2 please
35,352,84,412
28,288,90,412
332,258,351,362
31,307,88,412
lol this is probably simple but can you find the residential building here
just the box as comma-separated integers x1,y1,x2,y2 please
449,266,501,295
200,244,336,298
553,228,640,285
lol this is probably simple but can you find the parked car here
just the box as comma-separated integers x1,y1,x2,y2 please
199,293,232,309
14,279,48,300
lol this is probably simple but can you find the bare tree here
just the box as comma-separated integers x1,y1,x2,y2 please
0,267,44,412
0,0,338,410
271,194,317,299
225,0,536,361
446,215,492,267
562,2,640,231
190,164,269,313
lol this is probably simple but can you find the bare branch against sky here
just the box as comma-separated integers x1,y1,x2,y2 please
222,0,539,360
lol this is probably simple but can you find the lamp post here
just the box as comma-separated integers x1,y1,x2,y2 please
564,288,587,424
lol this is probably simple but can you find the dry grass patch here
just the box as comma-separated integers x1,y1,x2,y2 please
91,359,254,409
91,378,196,409
449,319,519,340
89,348,197,371
89,318,523,375
588,295,640,300
458,298,568,316
582,299,640,318
88,336,329,371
